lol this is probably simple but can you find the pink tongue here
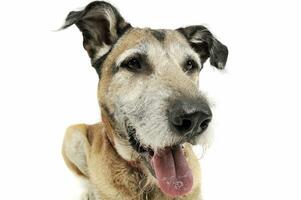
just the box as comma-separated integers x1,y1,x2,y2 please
151,145,193,197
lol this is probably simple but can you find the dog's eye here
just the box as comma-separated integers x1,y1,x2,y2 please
183,59,198,73
121,58,142,71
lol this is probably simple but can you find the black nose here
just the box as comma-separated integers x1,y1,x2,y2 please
169,100,212,136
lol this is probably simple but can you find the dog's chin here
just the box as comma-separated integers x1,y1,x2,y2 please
125,120,194,197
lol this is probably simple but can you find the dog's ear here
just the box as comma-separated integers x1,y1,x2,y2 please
62,1,131,70
62,124,93,178
178,25,228,69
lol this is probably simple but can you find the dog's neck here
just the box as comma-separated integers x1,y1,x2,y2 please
88,113,155,199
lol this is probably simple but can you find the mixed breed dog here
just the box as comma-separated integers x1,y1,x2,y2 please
61,1,228,199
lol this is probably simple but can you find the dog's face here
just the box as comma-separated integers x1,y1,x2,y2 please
100,28,215,152
63,1,227,197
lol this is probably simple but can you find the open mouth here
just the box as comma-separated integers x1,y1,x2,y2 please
126,120,154,157
125,120,193,197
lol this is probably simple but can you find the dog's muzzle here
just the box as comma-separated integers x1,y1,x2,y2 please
124,98,212,197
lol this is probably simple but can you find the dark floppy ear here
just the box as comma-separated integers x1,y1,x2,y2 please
62,1,131,69
178,25,228,69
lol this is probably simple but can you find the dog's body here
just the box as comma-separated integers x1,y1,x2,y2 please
61,1,228,200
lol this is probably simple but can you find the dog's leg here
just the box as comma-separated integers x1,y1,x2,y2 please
81,192,89,200
62,124,90,177
62,124,94,199
81,191,98,200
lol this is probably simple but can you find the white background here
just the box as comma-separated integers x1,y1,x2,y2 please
0,0,300,199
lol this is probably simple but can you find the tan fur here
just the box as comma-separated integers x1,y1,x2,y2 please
62,119,202,200
98,29,152,108
62,28,206,200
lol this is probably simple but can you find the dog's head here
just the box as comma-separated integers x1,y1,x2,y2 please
63,1,228,197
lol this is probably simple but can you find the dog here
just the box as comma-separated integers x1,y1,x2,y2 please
61,1,228,199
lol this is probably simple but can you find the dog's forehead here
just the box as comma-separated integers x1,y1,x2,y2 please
114,28,194,57
123,28,189,44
